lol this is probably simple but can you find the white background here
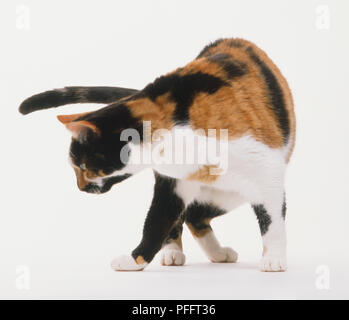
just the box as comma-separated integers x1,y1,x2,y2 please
1,0,348,299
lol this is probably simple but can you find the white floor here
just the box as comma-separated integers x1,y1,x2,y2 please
2,250,348,300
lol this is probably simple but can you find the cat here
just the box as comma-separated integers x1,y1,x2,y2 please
19,38,295,272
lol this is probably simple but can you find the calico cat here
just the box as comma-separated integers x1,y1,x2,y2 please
19,38,295,272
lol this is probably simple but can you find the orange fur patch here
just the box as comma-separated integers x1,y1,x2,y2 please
85,169,97,180
191,38,295,153
57,112,91,124
136,256,146,265
189,85,284,147
58,112,101,137
73,166,89,190
186,165,221,183
126,94,176,135
65,120,101,137
263,246,268,256
179,59,228,80
186,219,211,237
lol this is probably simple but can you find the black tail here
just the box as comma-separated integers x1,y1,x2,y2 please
19,86,139,115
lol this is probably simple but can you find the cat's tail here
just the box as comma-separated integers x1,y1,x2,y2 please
19,86,139,115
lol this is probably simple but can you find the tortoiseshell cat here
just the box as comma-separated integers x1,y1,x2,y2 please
20,38,295,272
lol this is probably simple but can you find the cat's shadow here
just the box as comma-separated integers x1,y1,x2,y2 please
190,261,256,270
146,261,257,273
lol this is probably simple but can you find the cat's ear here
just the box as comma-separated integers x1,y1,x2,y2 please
57,113,100,139
56,112,90,124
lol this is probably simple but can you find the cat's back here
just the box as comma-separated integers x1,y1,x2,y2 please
135,38,295,162
186,38,295,161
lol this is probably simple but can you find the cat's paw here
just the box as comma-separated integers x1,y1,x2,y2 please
160,249,186,266
210,247,238,263
260,255,287,272
111,255,147,272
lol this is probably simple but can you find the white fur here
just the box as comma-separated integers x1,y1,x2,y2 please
195,231,238,263
111,255,147,271
160,243,186,266
260,254,287,272
174,179,201,206
196,187,246,211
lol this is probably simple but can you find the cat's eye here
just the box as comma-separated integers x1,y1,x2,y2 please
79,163,86,171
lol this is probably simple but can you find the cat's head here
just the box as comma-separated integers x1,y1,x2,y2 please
57,105,140,194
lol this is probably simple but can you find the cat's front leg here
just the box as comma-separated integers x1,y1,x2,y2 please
111,175,196,271
252,193,287,272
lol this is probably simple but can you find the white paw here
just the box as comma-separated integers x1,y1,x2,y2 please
210,247,238,263
160,249,186,266
260,255,287,272
111,255,147,272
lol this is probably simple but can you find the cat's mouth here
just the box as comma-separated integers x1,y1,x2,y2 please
82,174,132,194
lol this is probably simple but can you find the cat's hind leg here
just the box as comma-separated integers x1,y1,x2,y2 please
160,215,186,266
185,188,244,263
252,191,287,272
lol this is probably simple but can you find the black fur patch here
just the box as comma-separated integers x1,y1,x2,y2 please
82,103,142,136
164,214,185,245
196,39,225,59
19,86,139,115
246,47,289,143
142,72,227,124
101,174,132,192
70,126,128,174
132,174,185,263
19,89,78,115
228,39,245,48
252,204,272,236
185,201,226,233
207,53,247,79
81,86,138,103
